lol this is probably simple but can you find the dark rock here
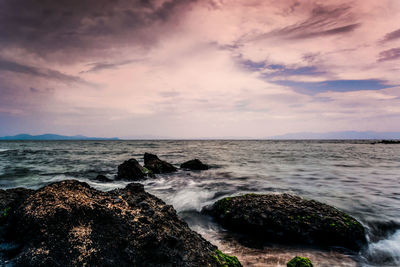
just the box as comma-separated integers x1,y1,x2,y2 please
144,153,177,174
202,193,367,251
116,158,147,181
1,180,241,266
372,140,400,144
92,174,113,183
0,188,34,226
180,159,209,170
287,256,313,267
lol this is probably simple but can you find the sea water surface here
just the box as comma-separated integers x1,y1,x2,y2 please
0,140,399,266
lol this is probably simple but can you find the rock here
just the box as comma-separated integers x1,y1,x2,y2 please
116,158,147,181
202,193,367,251
287,256,313,267
372,140,400,144
144,153,177,174
180,159,209,170
92,174,113,183
1,180,241,266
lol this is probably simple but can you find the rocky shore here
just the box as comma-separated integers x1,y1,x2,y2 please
0,153,369,266
0,180,240,266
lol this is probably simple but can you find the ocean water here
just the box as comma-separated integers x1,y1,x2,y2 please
0,140,399,266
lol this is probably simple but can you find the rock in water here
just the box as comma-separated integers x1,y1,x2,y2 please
116,158,146,181
203,193,367,251
287,256,313,267
180,159,209,170
144,153,177,174
1,180,241,266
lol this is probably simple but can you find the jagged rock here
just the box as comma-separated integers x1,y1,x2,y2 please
0,180,241,266
144,153,177,174
202,193,367,251
287,256,313,267
116,158,146,181
92,174,113,183
180,159,209,170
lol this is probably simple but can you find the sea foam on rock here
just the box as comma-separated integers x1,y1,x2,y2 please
202,193,367,251
144,152,177,174
0,180,241,266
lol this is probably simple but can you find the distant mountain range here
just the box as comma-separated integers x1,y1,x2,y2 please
0,134,119,140
269,131,400,140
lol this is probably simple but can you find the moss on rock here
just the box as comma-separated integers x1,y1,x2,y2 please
287,256,313,267
213,249,242,267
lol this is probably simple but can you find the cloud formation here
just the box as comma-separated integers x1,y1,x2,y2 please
0,0,400,137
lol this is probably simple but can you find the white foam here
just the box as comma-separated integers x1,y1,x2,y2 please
367,230,400,266
0,148,10,152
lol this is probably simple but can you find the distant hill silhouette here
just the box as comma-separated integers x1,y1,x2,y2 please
270,131,400,140
0,134,119,140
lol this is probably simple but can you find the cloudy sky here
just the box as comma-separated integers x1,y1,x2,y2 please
0,0,399,138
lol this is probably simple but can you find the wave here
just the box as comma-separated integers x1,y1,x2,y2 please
366,230,400,266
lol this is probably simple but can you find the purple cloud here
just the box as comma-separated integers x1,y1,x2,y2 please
378,47,400,62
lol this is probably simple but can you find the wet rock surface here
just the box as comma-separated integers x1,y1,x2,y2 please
116,158,147,181
0,180,240,266
203,193,367,251
180,159,209,170
144,153,177,174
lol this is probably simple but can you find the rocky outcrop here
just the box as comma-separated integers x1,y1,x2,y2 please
180,159,209,170
0,180,241,266
144,153,177,174
116,158,147,181
203,193,367,251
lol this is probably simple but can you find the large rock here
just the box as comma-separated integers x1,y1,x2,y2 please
144,153,177,174
180,159,209,170
116,158,147,181
203,193,367,251
0,180,241,266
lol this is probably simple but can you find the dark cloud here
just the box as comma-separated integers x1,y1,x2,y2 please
0,0,196,61
0,59,94,86
81,59,142,73
381,28,400,43
378,47,400,62
253,4,360,41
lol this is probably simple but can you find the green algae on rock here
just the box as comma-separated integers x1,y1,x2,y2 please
287,256,313,267
213,249,242,267
203,193,367,251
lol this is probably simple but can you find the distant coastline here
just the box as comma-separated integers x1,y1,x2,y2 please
0,134,119,141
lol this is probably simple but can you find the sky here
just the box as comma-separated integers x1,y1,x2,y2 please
0,0,400,138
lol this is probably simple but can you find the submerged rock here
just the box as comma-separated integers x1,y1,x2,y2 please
203,193,367,251
287,256,313,267
1,180,241,266
144,153,177,174
180,159,209,170
116,158,147,181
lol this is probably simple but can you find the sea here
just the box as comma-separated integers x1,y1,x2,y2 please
0,140,399,266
